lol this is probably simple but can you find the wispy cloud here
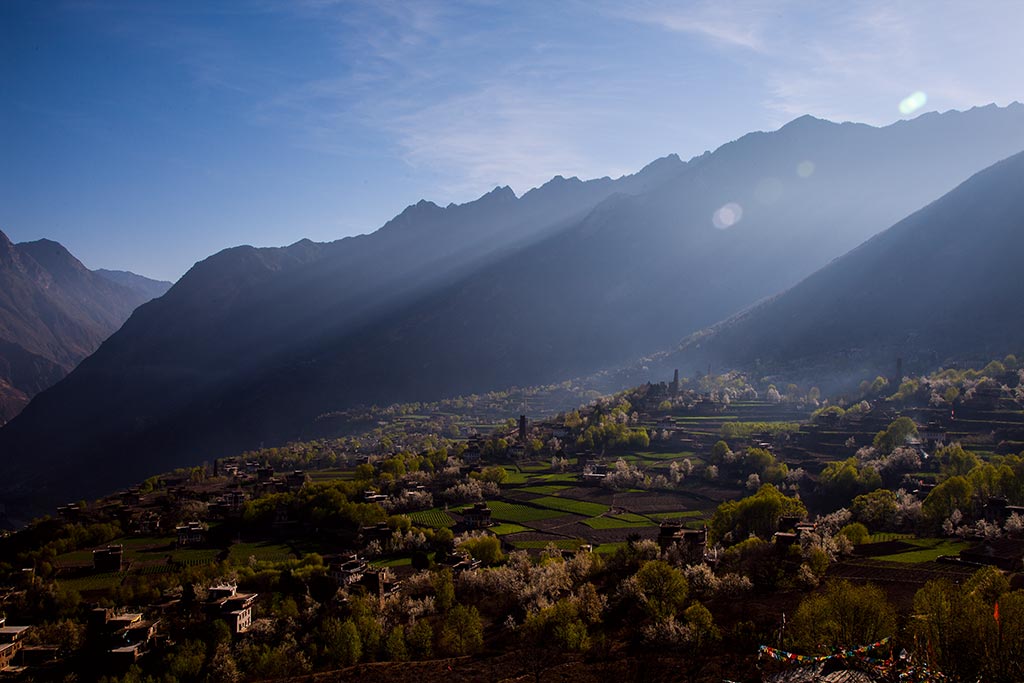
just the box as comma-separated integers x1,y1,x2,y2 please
610,0,774,52
615,1,1024,127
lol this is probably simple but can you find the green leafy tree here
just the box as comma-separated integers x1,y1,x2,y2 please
433,568,455,612
322,618,362,666
385,625,409,661
839,522,869,545
407,619,434,659
923,475,975,525
873,417,919,454
632,560,689,621
710,484,807,542
458,535,504,565
789,581,895,650
440,605,483,656
851,489,898,530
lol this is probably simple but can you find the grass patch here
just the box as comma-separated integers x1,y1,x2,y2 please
410,508,455,528
652,511,705,520
58,572,126,592
503,468,529,484
874,538,970,563
372,556,412,568
584,515,656,529
531,496,608,517
519,484,571,495
486,501,564,523
594,542,628,555
228,542,295,564
490,523,531,536
865,532,915,544
633,451,697,461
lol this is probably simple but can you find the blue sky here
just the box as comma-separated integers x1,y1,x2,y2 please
2,1,1022,281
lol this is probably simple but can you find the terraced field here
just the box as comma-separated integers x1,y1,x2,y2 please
485,500,565,523
410,508,456,528
531,496,609,517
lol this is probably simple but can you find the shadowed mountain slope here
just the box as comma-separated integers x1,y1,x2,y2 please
0,231,171,423
667,150,1024,387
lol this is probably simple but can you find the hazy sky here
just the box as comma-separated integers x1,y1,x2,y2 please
2,1,1022,281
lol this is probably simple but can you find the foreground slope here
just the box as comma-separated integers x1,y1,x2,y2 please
3,105,1024,513
0,231,170,423
670,150,1024,385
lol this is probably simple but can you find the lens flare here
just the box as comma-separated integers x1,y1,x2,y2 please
713,202,743,229
796,160,815,178
899,91,928,115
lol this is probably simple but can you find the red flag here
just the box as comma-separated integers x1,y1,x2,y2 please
995,601,1000,623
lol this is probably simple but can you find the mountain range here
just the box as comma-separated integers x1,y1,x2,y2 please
665,149,1024,387
2,104,1024,516
0,231,171,424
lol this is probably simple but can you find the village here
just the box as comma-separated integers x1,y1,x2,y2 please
1,359,1023,681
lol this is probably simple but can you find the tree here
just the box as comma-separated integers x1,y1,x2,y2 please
433,568,455,611
632,560,689,621
819,458,883,503
407,619,434,659
207,641,240,683
710,484,807,543
851,489,898,530
839,522,869,545
322,618,362,666
923,476,975,525
385,625,409,661
937,443,981,478
440,605,483,656
873,417,919,454
789,581,895,651
458,535,503,565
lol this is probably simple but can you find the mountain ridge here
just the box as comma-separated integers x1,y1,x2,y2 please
0,229,172,423
666,149,1024,386
3,104,1024,515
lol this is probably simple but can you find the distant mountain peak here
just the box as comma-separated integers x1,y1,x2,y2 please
486,184,517,198
637,153,686,175
779,114,834,131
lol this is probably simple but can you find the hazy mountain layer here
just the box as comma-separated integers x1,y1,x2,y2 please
0,231,171,423
2,104,1024,514
667,150,1024,387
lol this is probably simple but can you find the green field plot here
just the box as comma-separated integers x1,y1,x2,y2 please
228,541,295,564
584,514,657,529
490,522,531,535
864,532,915,544
55,550,95,567
530,473,579,484
410,508,456,528
486,500,565,523
652,510,705,520
518,462,553,473
512,539,586,550
308,469,354,482
519,484,571,495
594,542,628,555
633,450,697,461
531,496,608,517
58,572,126,592
503,468,529,484
372,556,412,567
169,548,221,566
874,538,970,563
